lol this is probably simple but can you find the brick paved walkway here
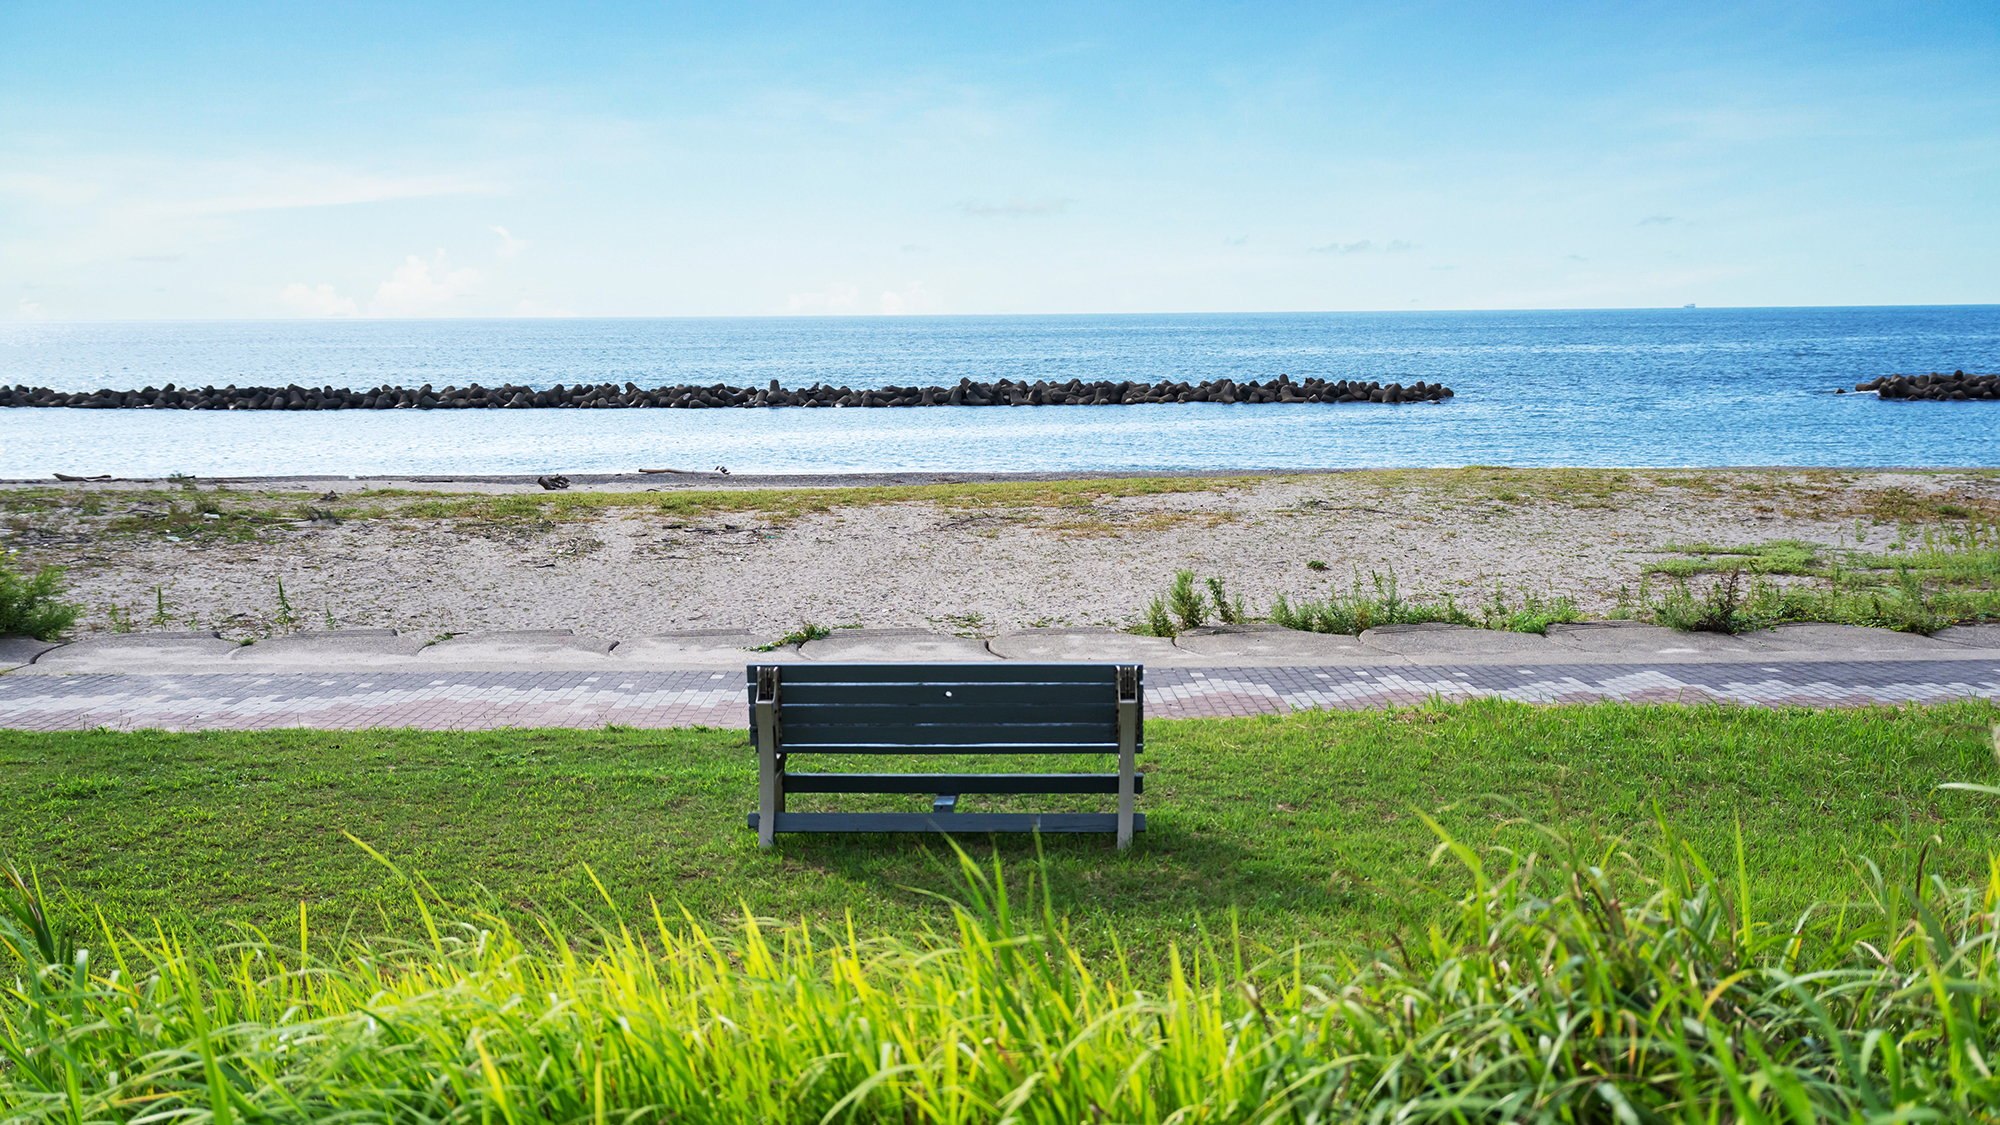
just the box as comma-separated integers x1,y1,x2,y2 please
1,660,1994,732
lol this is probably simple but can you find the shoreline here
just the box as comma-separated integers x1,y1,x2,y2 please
9,465,1998,493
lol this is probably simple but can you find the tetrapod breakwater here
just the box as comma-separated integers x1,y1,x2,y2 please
0,375,1454,410
1850,371,1997,400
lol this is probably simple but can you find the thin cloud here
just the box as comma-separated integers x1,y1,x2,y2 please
1566,254,1589,261
129,253,184,262
1638,215,1675,226
490,225,527,259
280,283,357,317
1308,239,1414,254
1224,235,1248,246
960,197,1072,217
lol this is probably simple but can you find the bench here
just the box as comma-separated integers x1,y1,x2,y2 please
746,663,1143,849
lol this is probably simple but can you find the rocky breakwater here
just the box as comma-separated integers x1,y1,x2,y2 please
1852,370,1998,400
0,374,1453,410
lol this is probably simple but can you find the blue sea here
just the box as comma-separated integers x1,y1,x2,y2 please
1,308,1996,477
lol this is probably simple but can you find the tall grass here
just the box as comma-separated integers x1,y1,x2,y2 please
6,817,1999,1122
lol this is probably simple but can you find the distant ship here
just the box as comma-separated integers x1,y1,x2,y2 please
1683,303,1697,308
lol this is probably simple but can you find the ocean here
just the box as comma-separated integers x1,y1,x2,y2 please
1,307,1995,477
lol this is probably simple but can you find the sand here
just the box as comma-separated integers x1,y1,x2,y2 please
8,468,1996,641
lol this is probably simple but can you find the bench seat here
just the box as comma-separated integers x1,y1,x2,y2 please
748,662,1144,848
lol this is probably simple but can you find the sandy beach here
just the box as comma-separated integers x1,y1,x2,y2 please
7,467,1996,642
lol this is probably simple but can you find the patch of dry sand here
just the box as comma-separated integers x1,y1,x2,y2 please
11,469,1998,640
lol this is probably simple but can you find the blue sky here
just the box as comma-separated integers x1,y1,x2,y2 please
3,1,1995,318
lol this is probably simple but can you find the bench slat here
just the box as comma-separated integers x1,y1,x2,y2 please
778,741,1121,755
779,702,1116,725
749,811,1146,834
773,683,1118,707
761,663,1125,685
782,722,1116,746
782,772,1143,794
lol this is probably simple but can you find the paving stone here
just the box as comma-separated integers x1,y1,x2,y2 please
987,627,1195,663
798,628,1001,662
0,659,1991,732
0,635,62,671
1932,624,2000,650
615,631,802,667
21,631,242,673
1173,623,1403,665
1545,621,1768,659
1356,622,1560,662
231,629,429,666
415,628,620,669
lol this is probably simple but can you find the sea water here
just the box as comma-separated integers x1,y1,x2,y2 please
1,307,1995,476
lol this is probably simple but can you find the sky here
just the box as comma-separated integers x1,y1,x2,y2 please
2,0,1996,319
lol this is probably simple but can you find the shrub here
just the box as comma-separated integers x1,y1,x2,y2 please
0,563,80,640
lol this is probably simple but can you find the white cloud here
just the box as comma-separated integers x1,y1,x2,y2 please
280,283,358,317
491,225,527,259
369,250,482,316
15,298,48,320
879,281,935,315
787,282,860,313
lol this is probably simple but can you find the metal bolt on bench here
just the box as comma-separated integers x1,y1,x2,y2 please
748,663,1144,849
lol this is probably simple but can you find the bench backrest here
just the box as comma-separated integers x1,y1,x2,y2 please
747,663,1142,755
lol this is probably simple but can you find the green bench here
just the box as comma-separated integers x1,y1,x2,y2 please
746,663,1144,849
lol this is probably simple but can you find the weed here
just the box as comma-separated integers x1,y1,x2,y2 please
1166,568,1207,630
1305,559,1329,571
271,578,300,634
756,623,831,650
1139,597,1176,637
1204,576,1248,624
1270,570,1474,634
105,604,133,634
0,563,81,640
323,604,339,630
1478,584,1584,633
147,585,173,630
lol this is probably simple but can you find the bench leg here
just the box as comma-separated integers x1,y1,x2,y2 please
1116,744,1135,849
759,743,779,849
1116,669,1139,850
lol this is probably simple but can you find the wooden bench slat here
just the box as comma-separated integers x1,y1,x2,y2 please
773,683,1118,706
776,741,1121,755
782,772,1143,794
749,812,1146,834
765,663,1126,685
782,722,1118,746
779,701,1117,725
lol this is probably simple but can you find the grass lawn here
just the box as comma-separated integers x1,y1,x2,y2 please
2,700,1996,975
